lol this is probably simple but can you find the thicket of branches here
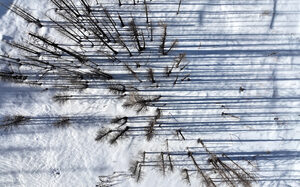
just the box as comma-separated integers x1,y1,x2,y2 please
0,115,30,131
0,0,256,186
127,139,257,186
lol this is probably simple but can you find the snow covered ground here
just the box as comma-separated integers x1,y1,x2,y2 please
0,0,300,186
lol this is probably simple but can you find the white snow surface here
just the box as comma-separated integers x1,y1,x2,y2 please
0,0,300,187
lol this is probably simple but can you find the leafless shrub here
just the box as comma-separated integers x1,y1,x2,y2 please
168,153,174,172
122,93,161,113
129,19,146,52
0,71,27,83
159,23,178,55
69,77,89,91
222,153,257,185
221,112,240,119
150,21,153,41
188,151,216,187
165,62,176,77
116,35,132,56
130,151,146,182
87,69,113,80
108,84,126,95
129,160,143,182
177,0,182,15
53,94,72,104
166,39,178,55
154,108,162,121
159,23,167,55
53,117,71,128
181,169,191,185
239,87,245,93
124,63,142,82
181,74,191,82
117,12,125,27
95,128,113,142
145,108,162,141
160,152,166,175
180,62,189,71
173,75,178,86
198,139,256,187
175,53,186,68
109,126,130,144
0,115,30,131
176,129,185,140
165,66,170,77
145,119,155,141
28,32,113,77
118,0,122,6
111,116,128,127
147,68,155,83
129,160,139,177
144,0,149,23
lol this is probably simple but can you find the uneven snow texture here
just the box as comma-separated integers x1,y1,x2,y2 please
0,0,300,186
